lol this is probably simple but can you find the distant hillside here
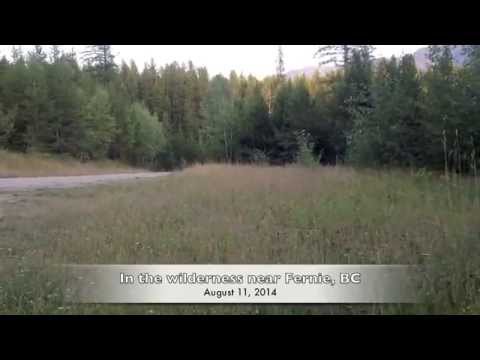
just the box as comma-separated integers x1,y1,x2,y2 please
286,65,338,79
285,46,470,79
413,45,469,71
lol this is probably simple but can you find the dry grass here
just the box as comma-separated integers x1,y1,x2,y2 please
1,164,479,314
0,150,144,178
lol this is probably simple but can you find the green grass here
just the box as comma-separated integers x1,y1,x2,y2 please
1,164,479,314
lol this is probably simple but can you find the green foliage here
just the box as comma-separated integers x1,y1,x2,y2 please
239,80,271,162
347,54,425,167
203,75,235,161
79,87,115,159
128,102,166,166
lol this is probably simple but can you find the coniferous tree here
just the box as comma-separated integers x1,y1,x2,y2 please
423,45,462,170
316,45,375,67
82,45,117,83
24,49,50,151
276,46,285,80
49,45,61,63
0,103,15,148
45,51,85,155
394,54,425,167
238,80,271,162
342,47,374,163
3,48,29,151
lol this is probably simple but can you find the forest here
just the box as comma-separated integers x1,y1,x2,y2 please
1,45,479,173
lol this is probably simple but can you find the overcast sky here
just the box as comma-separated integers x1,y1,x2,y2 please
0,45,426,78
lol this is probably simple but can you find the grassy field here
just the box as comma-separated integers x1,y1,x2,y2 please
1,164,479,314
0,150,144,177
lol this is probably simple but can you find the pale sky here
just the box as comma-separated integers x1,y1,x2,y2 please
0,45,426,79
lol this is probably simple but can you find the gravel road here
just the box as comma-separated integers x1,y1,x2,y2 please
0,172,171,192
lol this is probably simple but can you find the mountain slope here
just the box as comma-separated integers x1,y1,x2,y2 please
413,45,468,71
286,65,338,79
285,46,470,79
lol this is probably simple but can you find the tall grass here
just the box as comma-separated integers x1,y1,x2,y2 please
0,150,144,178
0,164,479,314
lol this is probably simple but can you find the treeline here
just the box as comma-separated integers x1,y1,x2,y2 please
1,45,480,172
